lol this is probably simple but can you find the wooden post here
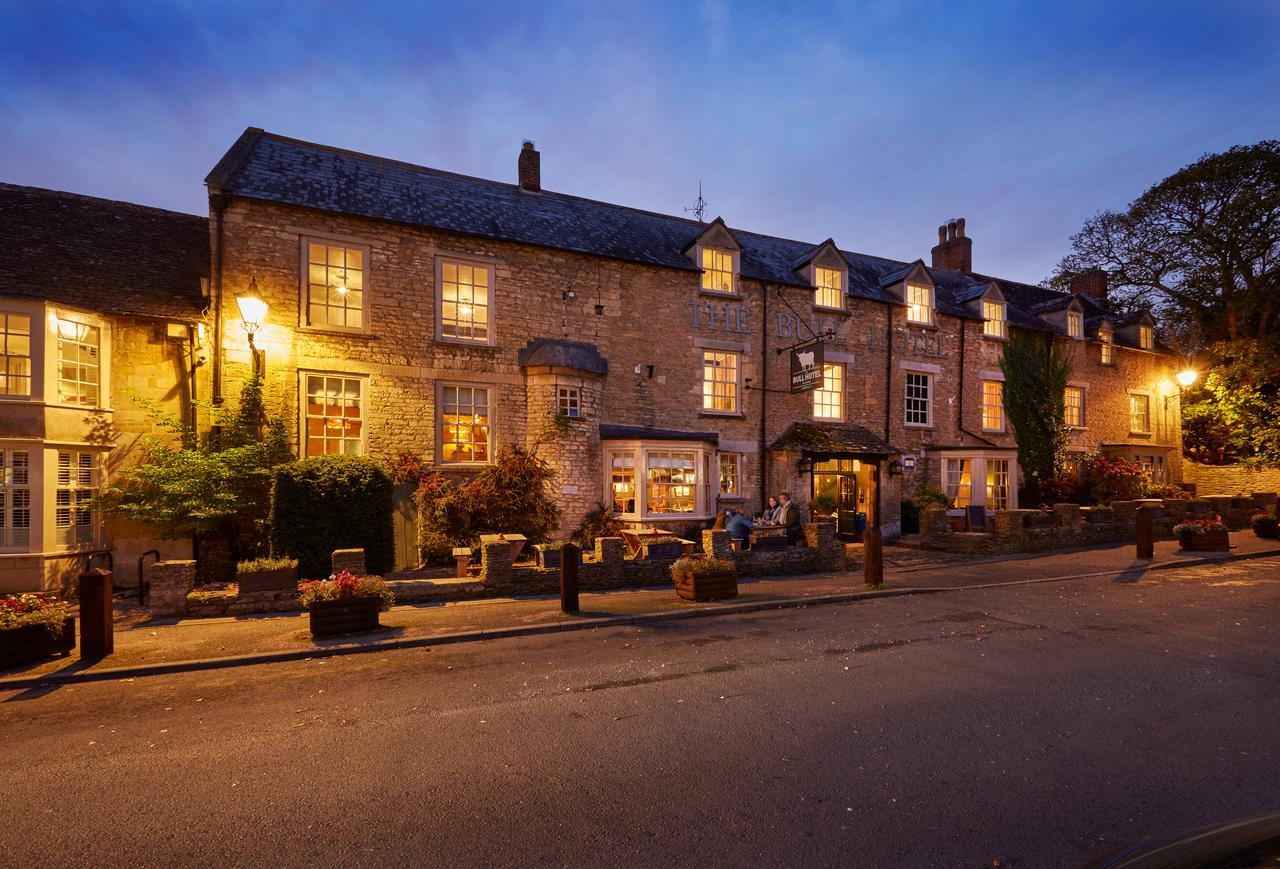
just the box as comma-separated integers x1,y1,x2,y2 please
864,525,883,587
1136,506,1154,560
78,567,114,660
560,543,580,614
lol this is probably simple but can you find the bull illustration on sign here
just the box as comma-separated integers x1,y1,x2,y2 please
789,339,825,393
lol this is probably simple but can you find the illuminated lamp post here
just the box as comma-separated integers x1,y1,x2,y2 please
236,282,269,377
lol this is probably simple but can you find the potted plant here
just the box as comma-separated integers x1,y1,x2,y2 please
1173,516,1231,552
809,494,838,518
534,541,564,569
235,556,299,593
671,557,738,601
1252,510,1279,540
298,570,395,637
641,536,685,560
1,593,75,668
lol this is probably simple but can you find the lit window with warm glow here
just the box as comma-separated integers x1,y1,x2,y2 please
304,374,364,456
1139,324,1154,350
719,453,741,496
646,451,697,514
982,380,1004,431
1066,311,1083,339
55,451,98,547
905,373,930,426
1129,393,1151,434
441,385,490,463
1065,386,1085,428
702,351,738,413
439,260,492,343
815,267,843,310
0,449,31,550
986,459,1011,511
1101,330,1116,365
944,458,972,508
982,300,1007,338
56,318,99,407
813,363,844,419
701,248,735,294
306,241,364,329
0,312,32,397
906,284,933,325
611,454,636,514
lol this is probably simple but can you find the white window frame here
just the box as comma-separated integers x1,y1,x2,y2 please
435,257,496,346
905,283,934,326
939,452,1018,513
982,299,1007,339
699,247,737,296
981,380,1005,432
942,457,973,509
54,314,103,408
1129,392,1152,435
812,362,844,420
814,266,845,311
985,458,1012,511
718,452,742,497
0,310,34,399
556,385,581,419
301,237,371,333
904,372,931,428
53,450,99,550
601,441,714,520
1064,385,1086,429
0,447,32,551
701,350,740,415
1066,310,1083,339
437,382,495,465
300,371,367,457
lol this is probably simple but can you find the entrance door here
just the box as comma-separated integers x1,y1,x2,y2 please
836,474,860,539
813,457,869,541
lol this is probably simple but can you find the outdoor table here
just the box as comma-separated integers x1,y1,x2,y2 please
619,528,672,558
478,533,527,561
749,525,789,550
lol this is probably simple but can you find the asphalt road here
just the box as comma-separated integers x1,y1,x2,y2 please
2,559,1278,868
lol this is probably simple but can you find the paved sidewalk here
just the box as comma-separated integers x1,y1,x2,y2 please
5,535,1278,683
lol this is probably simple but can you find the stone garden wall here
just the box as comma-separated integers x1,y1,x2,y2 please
909,493,1276,556
1183,462,1280,496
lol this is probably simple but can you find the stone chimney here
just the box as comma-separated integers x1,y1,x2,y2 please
930,217,973,273
1069,268,1108,307
518,140,540,192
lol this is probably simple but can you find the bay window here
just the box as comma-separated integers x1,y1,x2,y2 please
985,459,1011,511
943,458,972,508
56,317,99,407
1,312,32,397
55,451,98,548
610,454,636,514
0,449,31,550
939,453,1017,513
646,452,697,514
602,442,714,519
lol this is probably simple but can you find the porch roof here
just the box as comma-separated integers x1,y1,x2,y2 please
769,422,896,456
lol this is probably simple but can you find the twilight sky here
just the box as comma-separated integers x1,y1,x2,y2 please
2,1,1277,284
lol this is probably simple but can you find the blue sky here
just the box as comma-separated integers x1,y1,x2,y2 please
2,0,1277,284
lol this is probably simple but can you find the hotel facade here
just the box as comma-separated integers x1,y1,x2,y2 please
0,129,1184,590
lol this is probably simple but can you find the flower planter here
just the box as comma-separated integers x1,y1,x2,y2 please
236,566,297,594
1252,517,1278,539
308,598,381,637
534,545,562,570
673,569,738,602
1179,529,1230,552
0,617,75,668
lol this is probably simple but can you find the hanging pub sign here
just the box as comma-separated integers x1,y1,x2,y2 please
789,339,825,393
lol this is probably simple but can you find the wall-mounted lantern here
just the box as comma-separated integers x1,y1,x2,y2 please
797,456,813,475
236,278,269,376
888,460,904,477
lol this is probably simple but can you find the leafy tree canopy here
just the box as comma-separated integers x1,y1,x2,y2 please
999,331,1073,494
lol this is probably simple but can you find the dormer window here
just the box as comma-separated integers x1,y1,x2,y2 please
701,248,735,295
982,299,1007,339
1139,324,1154,350
815,267,844,310
1066,310,1083,339
906,284,934,325
1100,329,1116,365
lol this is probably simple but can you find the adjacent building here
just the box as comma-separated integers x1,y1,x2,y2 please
0,129,1186,590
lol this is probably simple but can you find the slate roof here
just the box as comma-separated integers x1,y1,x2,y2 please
0,183,209,320
769,422,896,456
599,424,718,445
206,127,1149,345
517,338,608,375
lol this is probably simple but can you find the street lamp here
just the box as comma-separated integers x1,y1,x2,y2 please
1176,369,1197,390
236,282,269,376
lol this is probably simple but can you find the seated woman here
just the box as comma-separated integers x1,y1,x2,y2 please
758,496,782,524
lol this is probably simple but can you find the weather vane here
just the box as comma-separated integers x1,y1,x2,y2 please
684,181,708,222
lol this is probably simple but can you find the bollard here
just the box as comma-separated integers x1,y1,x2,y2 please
78,567,114,660
560,542,580,614
863,525,884,587
1135,506,1154,560
452,547,472,579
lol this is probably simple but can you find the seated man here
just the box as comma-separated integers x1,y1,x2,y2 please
723,508,753,548
777,492,805,545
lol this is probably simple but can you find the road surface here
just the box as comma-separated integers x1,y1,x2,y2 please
2,558,1278,867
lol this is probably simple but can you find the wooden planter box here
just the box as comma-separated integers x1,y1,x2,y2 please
534,545,562,569
673,569,738,602
0,617,75,668
642,541,685,560
1179,529,1230,552
236,566,297,594
308,598,381,637
1253,517,1279,539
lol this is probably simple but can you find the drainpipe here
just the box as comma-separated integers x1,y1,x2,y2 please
883,304,893,441
209,192,226,406
759,281,770,512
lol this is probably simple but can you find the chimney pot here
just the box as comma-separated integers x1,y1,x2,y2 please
937,225,947,245
956,217,966,238
931,218,973,273
518,140,541,192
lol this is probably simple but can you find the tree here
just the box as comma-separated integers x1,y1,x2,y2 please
1051,140,1280,345
999,331,1073,498
1185,337,1280,465
97,374,290,559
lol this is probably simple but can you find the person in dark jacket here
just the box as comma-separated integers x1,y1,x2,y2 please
777,493,805,544
723,508,754,547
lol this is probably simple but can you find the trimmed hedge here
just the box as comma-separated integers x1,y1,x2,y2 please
270,456,394,579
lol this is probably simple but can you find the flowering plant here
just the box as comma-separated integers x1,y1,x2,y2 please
1252,509,1277,521
297,571,394,609
1172,516,1228,535
671,556,737,580
0,593,73,637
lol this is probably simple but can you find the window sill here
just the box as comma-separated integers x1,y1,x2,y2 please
699,288,739,299
904,423,933,430
813,305,848,316
699,411,745,419
297,326,379,340
435,337,498,349
905,320,938,330
812,416,845,423
981,429,1006,435
981,334,1009,342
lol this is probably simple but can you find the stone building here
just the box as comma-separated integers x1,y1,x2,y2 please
0,128,1186,588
